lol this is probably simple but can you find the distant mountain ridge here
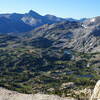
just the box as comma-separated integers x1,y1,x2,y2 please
0,10,87,34
0,10,64,33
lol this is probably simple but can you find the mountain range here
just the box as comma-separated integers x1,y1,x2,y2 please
0,10,86,33
0,10,99,52
18,16,100,53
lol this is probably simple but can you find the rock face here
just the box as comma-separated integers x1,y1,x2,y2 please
26,17,100,52
90,80,100,100
0,88,75,100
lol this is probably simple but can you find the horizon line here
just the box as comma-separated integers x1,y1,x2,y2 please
0,9,99,19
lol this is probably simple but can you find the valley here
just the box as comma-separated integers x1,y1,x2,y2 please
0,11,100,100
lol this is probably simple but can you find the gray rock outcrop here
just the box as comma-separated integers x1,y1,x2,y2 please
0,88,75,100
90,80,100,100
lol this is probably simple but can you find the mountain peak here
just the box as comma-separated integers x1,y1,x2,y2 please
29,10,36,14
28,10,42,18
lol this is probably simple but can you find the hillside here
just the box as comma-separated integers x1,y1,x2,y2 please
24,17,100,52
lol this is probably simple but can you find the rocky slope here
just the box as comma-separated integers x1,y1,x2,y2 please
0,17,32,33
25,16,100,52
0,80,100,100
90,80,100,100
0,88,75,100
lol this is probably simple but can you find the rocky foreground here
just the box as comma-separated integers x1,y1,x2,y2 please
0,80,100,100
0,88,75,100
90,80,100,100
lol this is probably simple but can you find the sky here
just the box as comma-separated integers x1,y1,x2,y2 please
0,0,100,19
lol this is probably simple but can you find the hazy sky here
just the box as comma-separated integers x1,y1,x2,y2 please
0,0,100,19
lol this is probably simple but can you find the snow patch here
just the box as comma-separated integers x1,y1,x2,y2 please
90,18,96,22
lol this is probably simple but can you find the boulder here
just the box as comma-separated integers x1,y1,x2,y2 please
90,80,100,100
